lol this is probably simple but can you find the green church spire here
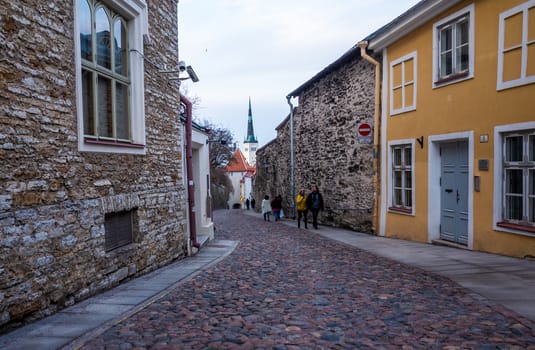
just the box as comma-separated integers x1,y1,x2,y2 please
244,97,258,143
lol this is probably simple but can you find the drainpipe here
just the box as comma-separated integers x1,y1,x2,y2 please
180,94,201,249
287,96,296,218
358,41,381,234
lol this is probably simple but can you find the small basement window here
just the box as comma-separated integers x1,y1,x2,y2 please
105,209,136,251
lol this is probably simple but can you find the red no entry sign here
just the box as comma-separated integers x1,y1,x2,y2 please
358,123,372,137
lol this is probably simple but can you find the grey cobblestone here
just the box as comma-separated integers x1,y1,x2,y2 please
79,210,535,349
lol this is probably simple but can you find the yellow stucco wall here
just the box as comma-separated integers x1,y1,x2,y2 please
383,0,535,258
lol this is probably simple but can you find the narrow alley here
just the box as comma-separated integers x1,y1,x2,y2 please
78,210,535,349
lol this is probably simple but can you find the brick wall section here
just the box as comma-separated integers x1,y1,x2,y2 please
0,0,186,331
254,56,379,232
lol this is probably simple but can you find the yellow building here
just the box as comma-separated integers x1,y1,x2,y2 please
365,0,535,258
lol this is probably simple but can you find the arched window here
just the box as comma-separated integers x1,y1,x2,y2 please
78,0,138,147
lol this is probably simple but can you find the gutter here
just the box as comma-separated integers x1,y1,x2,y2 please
357,41,381,234
287,96,296,218
180,94,201,249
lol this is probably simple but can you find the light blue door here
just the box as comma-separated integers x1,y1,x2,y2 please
440,141,469,245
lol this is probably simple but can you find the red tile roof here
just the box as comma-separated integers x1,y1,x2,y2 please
226,149,254,173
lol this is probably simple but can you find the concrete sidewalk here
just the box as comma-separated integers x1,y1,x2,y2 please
244,210,535,323
0,240,239,350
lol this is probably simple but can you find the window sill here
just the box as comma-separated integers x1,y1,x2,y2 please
85,138,145,149
388,207,413,215
433,71,471,88
497,222,535,234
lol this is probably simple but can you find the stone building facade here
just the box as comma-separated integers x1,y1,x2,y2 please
254,46,379,232
0,0,188,331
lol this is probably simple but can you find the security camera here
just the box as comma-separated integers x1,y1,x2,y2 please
178,61,187,72
186,65,199,82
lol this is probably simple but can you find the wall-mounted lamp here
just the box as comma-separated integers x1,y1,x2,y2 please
416,136,424,149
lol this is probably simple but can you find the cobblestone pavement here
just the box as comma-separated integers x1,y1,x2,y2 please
80,210,535,349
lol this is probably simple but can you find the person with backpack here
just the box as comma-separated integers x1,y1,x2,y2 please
306,185,324,229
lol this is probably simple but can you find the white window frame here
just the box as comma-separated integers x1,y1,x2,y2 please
75,0,149,154
390,52,417,116
497,0,535,91
388,139,415,215
494,121,535,237
432,4,475,88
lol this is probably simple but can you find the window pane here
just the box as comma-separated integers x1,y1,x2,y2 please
394,171,402,187
506,195,523,220
504,12,523,49
405,189,412,207
506,169,523,194
530,169,535,222
503,48,523,82
457,19,469,45
505,136,523,162
116,82,129,139
393,148,401,166
530,135,535,161
440,52,453,76
404,59,414,82
98,76,113,137
114,19,128,76
457,44,469,72
529,7,535,42
394,189,402,206
95,7,111,69
82,69,94,136
530,169,534,194
530,196,535,223
404,83,414,108
79,0,92,60
440,27,452,52
404,147,412,166
405,171,412,189
392,63,402,87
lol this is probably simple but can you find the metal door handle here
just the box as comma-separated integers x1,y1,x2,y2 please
445,189,453,193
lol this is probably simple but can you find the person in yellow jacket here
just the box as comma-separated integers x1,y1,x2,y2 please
296,188,308,229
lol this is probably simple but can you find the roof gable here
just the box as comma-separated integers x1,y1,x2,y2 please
226,148,254,173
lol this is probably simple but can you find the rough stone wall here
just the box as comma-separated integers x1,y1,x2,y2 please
0,0,186,331
254,56,379,231
253,122,292,215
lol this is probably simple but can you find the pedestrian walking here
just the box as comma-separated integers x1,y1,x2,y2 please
271,195,283,221
245,198,250,210
296,188,308,229
306,185,324,229
261,195,272,221
251,198,256,210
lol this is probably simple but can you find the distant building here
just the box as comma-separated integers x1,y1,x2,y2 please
242,97,259,166
226,149,255,209
254,47,377,228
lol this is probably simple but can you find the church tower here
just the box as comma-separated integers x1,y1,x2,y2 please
243,97,258,166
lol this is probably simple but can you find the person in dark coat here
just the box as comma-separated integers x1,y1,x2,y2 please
271,195,283,221
306,185,324,229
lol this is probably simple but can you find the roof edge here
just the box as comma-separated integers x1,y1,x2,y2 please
367,0,462,50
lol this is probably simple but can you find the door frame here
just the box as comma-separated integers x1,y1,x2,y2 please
428,131,474,249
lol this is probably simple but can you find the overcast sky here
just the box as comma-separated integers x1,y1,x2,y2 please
178,0,421,149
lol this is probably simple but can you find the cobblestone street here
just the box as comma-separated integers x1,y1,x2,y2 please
81,210,535,349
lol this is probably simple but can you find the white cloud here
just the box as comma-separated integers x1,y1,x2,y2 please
179,0,420,147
